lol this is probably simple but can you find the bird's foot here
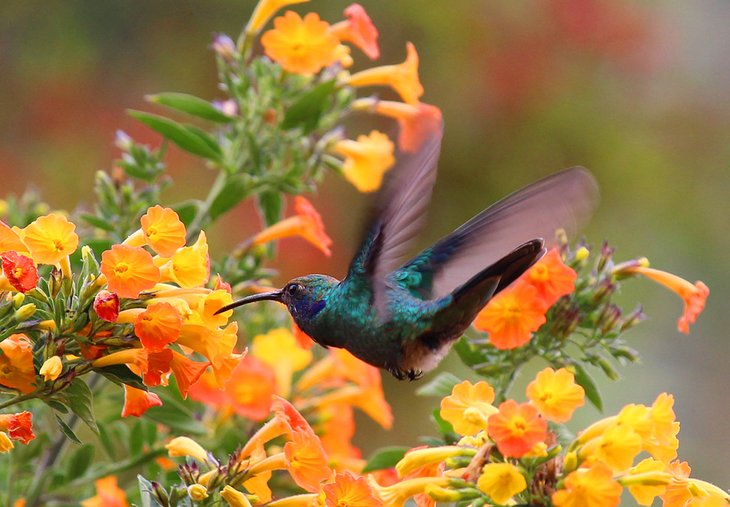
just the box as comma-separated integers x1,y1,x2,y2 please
389,367,423,381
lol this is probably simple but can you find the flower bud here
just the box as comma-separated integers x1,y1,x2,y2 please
40,356,63,381
575,246,590,262
94,290,120,322
187,484,208,502
220,486,253,507
14,303,36,322
425,484,468,502
211,34,236,60
12,293,25,308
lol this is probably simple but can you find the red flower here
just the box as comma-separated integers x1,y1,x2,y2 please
1,251,38,293
0,411,35,444
488,400,547,458
93,290,120,322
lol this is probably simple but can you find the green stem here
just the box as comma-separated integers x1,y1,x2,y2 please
186,171,228,243
0,391,37,410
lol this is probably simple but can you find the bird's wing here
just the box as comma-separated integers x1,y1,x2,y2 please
346,123,444,316
396,167,599,300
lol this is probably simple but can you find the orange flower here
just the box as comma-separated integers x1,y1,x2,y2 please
253,197,333,256
262,11,340,75
284,429,333,492
160,231,210,288
177,321,238,368
140,205,186,257
0,220,28,254
473,281,549,350
253,327,312,397
347,42,423,105
330,4,379,60
1,251,38,293
169,350,209,399
440,380,498,436
134,302,182,352
92,347,148,371
0,411,35,444
81,476,130,507
626,266,709,334
101,244,160,298
552,462,622,507
0,334,36,394
121,385,162,418
247,0,309,34
318,404,360,467
93,290,120,322
334,130,395,192
580,423,642,472
368,100,442,153
142,349,173,387
487,400,547,458
22,213,79,265
39,356,63,381
526,367,585,422
324,471,383,507
523,248,577,306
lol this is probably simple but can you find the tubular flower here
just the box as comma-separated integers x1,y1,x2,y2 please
0,411,35,444
92,348,148,371
166,436,210,463
348,42,424,105
1,251,38,293
524,248,578,306
220,485,253,507
0,221,28,254
580,423,642,472
330,4,379,60
101,244,160,298
477,463,527,505
284,429,333,492
622,458,670,506
80,476,130,507
247,0,309,34
440,380,498,436
396,446,474,479
142,349,173,387
39,356,63,381
473,280,549,350
526,367,585,422
187,485,208,501
367,476,452,507
552,462,622,507
22,213,79,265
252,197,333,256
160,231,210,288
261,11,340,75
0,334,36,394
253,327,312,397
177,321,238,369
487,400,547,458
93,290,120,322
626,266,709,334
0,432,13,452
324,471,383,507
134,302,182,352
139,205,186,257
169,350,209,399
318,404,360,468
121,385,162,417
365,100,442,153
334,130,395,192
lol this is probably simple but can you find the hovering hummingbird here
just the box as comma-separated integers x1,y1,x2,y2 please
218,127,598,380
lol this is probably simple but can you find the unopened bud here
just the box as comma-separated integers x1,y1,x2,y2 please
14,303,36,321
425,484,471,502
187,484,208,502
12,293,25,308
211,34,236,61
220,486,253,507
620,305,646,332
563,451,579,473
575,246,590,262
40,356,63,381
596,356,620,381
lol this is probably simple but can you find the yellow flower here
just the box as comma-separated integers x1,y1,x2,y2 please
39,356,63,381
166,436,209,463
580,423,642,472
620,458,670,506
140,205,187,257
253,328,312,398
246,0,309,34
368,476,452,507
220,486,253,507
439,380,497,436
160,231,210,288
22,213,79,265
477,463,527,505
187,484,209,501
526,367,585,422
0,431,13,453
395,446,474,479
347,42,423,105
334,130,395,192
552,462,622,507
261,11,339,75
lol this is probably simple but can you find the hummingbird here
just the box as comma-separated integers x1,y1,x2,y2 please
218,126,598,380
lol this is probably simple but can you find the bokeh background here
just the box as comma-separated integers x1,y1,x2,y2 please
2,0,729,487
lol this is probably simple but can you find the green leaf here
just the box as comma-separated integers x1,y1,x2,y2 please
128,110,222,161
99,364,147,390
66,444,95,480
209,174,249,221
46,400,69,413
431,408,458,441
416,371,463,398
148,92,233,123
257,191,284,228
65,378,99,434
144,390,206,435
130,420,145,456
98,423,117,460
573,363,603,411
55,415,82,444
453,336,487,367
138,475,166,507
361,446,409,473
172,199,203,227
80,213,115,232
282,79,336,134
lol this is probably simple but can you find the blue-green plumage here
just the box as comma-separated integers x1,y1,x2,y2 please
218,126,598,379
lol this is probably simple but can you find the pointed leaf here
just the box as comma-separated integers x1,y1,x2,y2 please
148,92,233,123
361,446,409,473
99,364,148,390
128,110,222,161
453,336,487,367
257,191,284,227
98,423,117,460
416,371,463,398
209,174,250,221
573,363,603,411
282,79,336,134
55,415,82,444
66,378,99,434
80,213,115,232
66,444,95,480
130,419,145,456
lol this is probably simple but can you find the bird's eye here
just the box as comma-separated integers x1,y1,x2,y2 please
286,283,303,297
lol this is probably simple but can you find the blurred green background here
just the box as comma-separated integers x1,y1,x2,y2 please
1,0,728,487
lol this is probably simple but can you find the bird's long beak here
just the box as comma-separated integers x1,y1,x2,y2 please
214,290,283,315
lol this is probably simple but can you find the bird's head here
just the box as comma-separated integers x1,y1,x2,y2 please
215,274,339,323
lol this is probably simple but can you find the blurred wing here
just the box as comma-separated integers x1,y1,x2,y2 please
398,167,599,299
346,124,444,314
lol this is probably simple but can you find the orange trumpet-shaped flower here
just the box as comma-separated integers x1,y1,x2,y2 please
440,380,498,436
0,411,35,444
0,334,36,394
368,100,442,153
121,385,162,418
140,205,186,257
253,197,333,256
22,213,79,265
330,4,379,60
334,131,395,193
487,400,547,458
160,231,210,288
552,462,622,507
523,248,578,306
247,0,309,34
473,281,549,350
526,367,585,423
134,302,182,352
324,471,383,507
284,429,333,492
169,350,209,399
262,11,340,75
347,42,423,105
253,327,312,397
0,220,28,254
81,476,130,507
101,244,160,298
626,265,709,334
1,251,38,293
